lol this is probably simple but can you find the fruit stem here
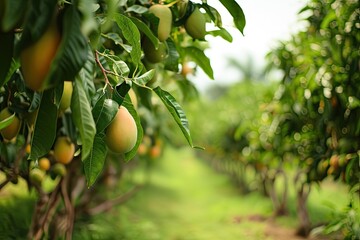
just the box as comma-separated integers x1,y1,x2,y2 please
165,0,181,8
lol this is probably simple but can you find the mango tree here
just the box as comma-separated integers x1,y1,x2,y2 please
0,0,246,238
266,0,359,236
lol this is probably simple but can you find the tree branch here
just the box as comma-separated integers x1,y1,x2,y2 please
87,185,142,215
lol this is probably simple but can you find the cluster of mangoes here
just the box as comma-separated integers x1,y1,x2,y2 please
0,10,138,184
143,2,207,63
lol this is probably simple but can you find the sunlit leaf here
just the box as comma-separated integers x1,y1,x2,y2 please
219,0,246,34
207,28,233,42
113,13,142,66
133,69,155,86
153,87,202,149
184,46,213,79
129,16,159,49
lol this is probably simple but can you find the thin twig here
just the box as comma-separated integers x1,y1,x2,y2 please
95,50,113,89
87,185,142,215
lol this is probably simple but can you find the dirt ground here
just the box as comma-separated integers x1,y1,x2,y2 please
233,214,332,240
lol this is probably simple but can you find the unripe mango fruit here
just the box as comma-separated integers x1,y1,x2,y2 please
185,7,206,39
143,38,168,63
52,163,67,177
53,136,75,164
149,4,172,41
20,18,61,91
0,108,21,141
29,168,45,185
59,81,73,111
106,106,137,154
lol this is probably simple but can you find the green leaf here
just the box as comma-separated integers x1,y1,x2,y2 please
113,81,131,106
219,0,246,34
78,47,96,101
133,69,155,86
126,5,148,14
184,46,213,79
2,59,20,88
113,13,142,66
129,16,159,49
164,39,180,72
77,0,98,36
0,113,16,131
28,92,42,112
71,76,96,161
0,32,14,87
202,3,222,28
92,98,119,133
123,97,143,161
207,28,233,42
153,87,202,149
29,89,58,160
102,33,132,53
1,0,27,32
83,133,108,187
46,5,88,87
99,51,130,84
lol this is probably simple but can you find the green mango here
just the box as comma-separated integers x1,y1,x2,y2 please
143,38,168,63
185,7,206,40
149,4,172,41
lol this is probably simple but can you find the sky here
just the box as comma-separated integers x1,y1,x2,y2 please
190,0,307,90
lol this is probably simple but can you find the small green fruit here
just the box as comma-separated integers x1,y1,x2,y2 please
143,38,167,63
185,7,206,39
149,4,172,41
30,168,45,185
52,163,67,177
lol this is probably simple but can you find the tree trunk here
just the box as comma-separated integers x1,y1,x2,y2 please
296,179,312,236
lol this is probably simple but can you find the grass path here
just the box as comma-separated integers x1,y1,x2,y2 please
75,147,307,240
0,146,348,239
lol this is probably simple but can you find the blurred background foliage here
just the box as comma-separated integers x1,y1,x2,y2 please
185,0,359,238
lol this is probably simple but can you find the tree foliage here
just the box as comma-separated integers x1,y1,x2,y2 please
0,0,245,238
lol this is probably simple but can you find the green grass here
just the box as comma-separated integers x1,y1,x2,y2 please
0,177,36,239
73,147,350,240
74,147,275,240
0,147,352,239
